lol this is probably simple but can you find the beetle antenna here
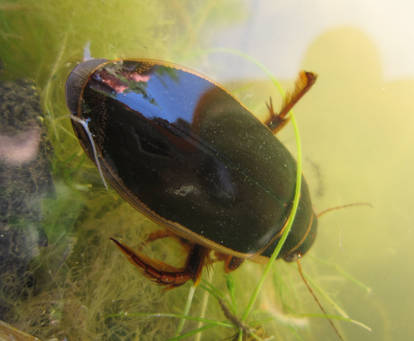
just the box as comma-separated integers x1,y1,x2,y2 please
317,202,372,218
70,115,108,190
296,257,344,341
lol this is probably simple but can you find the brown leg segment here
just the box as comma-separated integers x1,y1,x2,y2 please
145,229,176,243
144,229,192,251
224,255,245,273
265,71,317,134
110,237,209,288
214,252,245,273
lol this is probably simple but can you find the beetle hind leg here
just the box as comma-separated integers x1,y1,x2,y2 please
265,71,317,134
110,238,209,288
145,229,176,243
144,229,192,250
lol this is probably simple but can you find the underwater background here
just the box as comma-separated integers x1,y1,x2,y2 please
0,0,413,340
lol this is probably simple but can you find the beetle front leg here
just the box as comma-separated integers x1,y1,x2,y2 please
110,238,209,288
224,255,245,272
265,71,317,134
214,252,245,272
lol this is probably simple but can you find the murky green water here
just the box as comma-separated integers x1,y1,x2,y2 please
1,1,412,340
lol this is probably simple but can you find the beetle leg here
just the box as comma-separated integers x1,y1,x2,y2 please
146,229,175,242
265,71,317,134
224,255,245,273
215,252,245,272
144,229,192,252
110,238,209,288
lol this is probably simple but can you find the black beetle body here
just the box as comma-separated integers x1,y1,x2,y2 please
66,59,317,286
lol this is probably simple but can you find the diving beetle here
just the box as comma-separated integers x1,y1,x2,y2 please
65,58,317,288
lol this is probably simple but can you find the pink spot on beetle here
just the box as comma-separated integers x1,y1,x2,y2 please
128,73,150,83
